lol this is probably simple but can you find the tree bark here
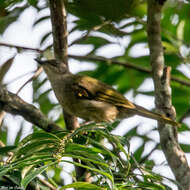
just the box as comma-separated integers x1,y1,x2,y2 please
48,0,84,181
147,0,190,189
48,0,79,130
0,86,62,132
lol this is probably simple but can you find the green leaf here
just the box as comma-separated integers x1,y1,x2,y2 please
62,160,114,184
4,170,21,186
15,139,58,157
18,132,61,146
40,31,52,46
138,181,167,190
34,89,56,114
0,145,16,155
0,166,11,178
0,5,26,34
73,35,112,51
33,15,50,27
21,162,57,189
28,0,38,6
0,56,15,83
183,20,190,43
12,154,55,166
14,124,23,146
132,143,145,162
180,143,190,153
66,0,143,22
62,153,109,168
86,136,117,160
0,128,7,145
60,182,104,190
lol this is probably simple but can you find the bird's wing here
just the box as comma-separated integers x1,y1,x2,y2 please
96,90,136,109
76,75,136,109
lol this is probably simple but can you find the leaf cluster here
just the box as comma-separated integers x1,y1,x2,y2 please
0,123,174,189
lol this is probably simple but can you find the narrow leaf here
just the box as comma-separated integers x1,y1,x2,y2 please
0,55,15,83
60,182,104,190
0,166,10,178
0,145,16,155
61,160,113,183
21,162,57,189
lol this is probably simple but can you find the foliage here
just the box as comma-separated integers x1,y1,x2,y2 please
0,123,174,189
0,0,190,189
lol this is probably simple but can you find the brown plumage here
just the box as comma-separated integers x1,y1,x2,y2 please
35,59,180,127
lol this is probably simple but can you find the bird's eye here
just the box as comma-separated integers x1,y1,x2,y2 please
78,92,84,97
77,89,89,98
73,84,92,99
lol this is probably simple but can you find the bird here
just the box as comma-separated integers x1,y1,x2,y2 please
35,59,180,127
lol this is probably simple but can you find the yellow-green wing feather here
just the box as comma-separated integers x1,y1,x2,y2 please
76,75,135,109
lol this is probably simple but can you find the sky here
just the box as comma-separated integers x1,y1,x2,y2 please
0,2,190,189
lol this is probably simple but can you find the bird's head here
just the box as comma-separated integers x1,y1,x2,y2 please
35,59,68,76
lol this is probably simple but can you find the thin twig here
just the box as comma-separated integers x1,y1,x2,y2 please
0,111,5,127
38,177,57,190
4,69,37,86
171,75,190,87
1,68,38,127
16,67,43,95
0,140,14,164
69,20,111,47
69,54,190,87
0,42,43,53
1,67,43,128
0,43,189,87
139,144,159,164
5,152,14,164
0,140,5,147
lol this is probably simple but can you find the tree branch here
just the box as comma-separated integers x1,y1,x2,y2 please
16,67,43,95
69,54,190,87
0,42,42,53
0,42,189,87
48,0,68,63
48,1,84,181
0,86,62,132
147,0,190,189
48,0,79,130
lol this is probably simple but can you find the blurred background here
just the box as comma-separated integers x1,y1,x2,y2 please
0,0,190,189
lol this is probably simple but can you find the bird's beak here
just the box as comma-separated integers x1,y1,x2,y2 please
35,58,45,65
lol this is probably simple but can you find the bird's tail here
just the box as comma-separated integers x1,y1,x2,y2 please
125,104,180,127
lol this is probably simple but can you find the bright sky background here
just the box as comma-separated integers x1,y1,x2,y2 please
0,3,190,189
